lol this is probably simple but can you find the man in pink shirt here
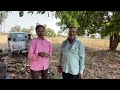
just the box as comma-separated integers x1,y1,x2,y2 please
28,25,52,79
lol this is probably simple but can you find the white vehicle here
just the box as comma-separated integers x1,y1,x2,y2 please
8,32,29,56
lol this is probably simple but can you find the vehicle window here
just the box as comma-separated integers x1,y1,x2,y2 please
13,33,28,41
17,34,24,38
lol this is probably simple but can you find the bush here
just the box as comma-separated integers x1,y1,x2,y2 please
45,28,56,37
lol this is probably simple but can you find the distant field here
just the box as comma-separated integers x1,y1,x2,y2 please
79,37,120,50
49,36,120,50
0,34,8,50
0,34,120,50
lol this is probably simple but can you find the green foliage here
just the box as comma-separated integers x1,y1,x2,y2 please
54,11,120,37
57,33,61,37
54,11,120,50
11,25,21,32
3,11,120,37
0,11,8,24
21,28,32,33
19,11,24,17
57,30,62,36
43,24,47,28
21,26,34,33
2,11,120,50
11,25,33,33
19,11,48,17
45,28,56,37
55,11,80,31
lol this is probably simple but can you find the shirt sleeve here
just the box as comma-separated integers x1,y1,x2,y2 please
79,43,85,74
58,42,63,67
48,41,52,57
28,39,39,61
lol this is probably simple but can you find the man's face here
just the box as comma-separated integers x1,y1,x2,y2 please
28,34,31,39
68,28,76,40
36,27,45,38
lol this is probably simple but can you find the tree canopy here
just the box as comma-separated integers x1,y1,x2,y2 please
11,25,34,33
54,11,120,50
0,11,8,24
1,11,120,50
45,28,56,37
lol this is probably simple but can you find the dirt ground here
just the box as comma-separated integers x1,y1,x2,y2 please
0,35,120,79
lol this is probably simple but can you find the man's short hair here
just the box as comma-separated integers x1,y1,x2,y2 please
35,25,45,32
68,26,77,30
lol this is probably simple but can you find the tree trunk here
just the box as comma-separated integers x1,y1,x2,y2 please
109,34,120,50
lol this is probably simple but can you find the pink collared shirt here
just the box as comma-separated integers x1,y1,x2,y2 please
28,38,52,71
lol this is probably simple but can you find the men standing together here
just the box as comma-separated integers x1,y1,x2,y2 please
28,25,85,79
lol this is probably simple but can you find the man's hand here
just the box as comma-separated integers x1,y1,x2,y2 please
79,74,84,79
57,66,62,74
38,52,49,57
38,52,44,57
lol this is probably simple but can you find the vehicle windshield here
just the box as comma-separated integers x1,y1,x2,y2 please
12,33,28,41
